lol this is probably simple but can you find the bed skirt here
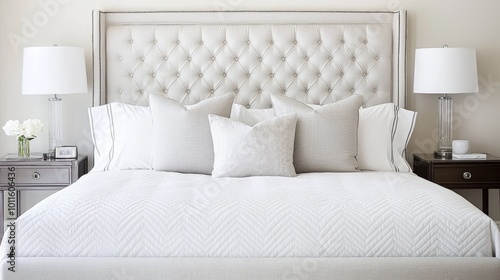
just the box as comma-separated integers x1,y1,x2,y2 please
3,257,500,280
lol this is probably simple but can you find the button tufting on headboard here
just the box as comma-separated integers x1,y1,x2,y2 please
94,11,406,108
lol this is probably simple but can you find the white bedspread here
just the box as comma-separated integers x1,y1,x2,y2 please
2,171,499,259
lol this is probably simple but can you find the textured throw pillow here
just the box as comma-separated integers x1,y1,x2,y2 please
357,103,417,172
209,114,298,177
230,104,275,126
88,102,152,171
271,94,363,173
149,93,234,174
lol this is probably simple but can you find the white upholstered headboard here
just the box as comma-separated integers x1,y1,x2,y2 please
92,10,406,108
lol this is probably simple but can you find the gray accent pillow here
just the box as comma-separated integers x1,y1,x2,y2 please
149,93,234,174
271,94,363,173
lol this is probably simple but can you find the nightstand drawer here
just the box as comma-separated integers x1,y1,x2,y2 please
0,167,70,185
433,165,500,184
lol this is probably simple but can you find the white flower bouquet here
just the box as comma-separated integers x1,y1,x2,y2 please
3,119,44,157
3,119,44,140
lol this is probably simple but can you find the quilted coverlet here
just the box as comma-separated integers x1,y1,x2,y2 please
1,171,499,259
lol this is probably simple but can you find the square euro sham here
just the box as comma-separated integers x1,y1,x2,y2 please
209,114,298,177
271,94,363,173
357,103,417,172
88,102,152,171
149,93,234,174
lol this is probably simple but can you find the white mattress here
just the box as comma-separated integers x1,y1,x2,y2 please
1,171,499,259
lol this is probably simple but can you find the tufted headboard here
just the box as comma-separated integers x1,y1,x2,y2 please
92,10,406,108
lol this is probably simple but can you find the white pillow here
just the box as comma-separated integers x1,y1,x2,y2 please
149,93,234,174
230,104,275,126
88,102,152,171
357,103,417,172
272,94,363,173
209,114,298,177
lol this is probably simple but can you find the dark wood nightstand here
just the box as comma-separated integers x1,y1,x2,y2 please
413,153,500,215
0,154,88,235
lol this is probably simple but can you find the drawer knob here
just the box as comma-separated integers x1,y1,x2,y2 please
32,172,41,180
463,171,472,180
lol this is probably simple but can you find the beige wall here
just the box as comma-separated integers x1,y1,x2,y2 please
1,0,500,218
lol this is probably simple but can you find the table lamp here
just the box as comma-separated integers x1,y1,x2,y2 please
413,46,478,159
22,46,88,155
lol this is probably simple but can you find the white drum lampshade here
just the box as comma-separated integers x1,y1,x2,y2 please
22,46,88,154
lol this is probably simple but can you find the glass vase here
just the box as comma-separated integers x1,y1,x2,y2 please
18,137,31,157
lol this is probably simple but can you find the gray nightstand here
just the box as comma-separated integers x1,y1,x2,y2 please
0,154,88,235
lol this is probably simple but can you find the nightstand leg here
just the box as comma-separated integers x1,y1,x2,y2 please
482,189,489,215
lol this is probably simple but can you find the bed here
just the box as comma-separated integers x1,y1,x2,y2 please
2,10,500,280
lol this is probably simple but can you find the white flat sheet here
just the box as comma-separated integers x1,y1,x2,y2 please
1,171,499,259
